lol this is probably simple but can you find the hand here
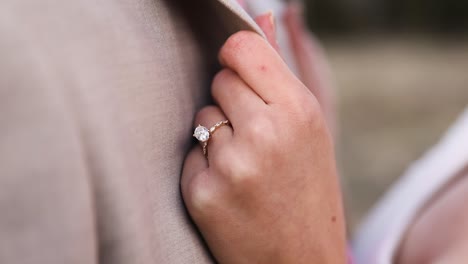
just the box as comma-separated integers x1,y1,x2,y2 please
255,6,337,135
181,31,346,264
283,3,337,135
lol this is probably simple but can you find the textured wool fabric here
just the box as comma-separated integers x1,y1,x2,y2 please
0,0,261,263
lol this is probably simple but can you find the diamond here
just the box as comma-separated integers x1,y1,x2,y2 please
193,125,210,142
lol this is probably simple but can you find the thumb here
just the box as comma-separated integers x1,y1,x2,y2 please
255,11,280,53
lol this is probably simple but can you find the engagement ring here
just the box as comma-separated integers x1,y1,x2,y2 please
193,120,230,157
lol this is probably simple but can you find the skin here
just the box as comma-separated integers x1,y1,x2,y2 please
180,11,346,264
256,5,336,134
282,4,337,135
181,3,468,262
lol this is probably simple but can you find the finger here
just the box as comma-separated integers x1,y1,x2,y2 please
211,69,266,127
194,106,232,156
218,31,307,104
284,4,327,99
180,146,208,200
254,11,280,53
284,4,336,133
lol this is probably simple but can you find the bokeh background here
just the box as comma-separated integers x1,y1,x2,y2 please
303,0,468,229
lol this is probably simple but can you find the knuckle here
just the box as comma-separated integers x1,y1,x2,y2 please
246,117,276,142
212,147,259,191
220,31,261,64
181,170,216,218
290,93,323,125
223,31,252,52
226,157,259,190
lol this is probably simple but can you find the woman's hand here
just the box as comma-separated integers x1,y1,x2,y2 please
181,31,346,264
256,5,337,134
283,4,337,135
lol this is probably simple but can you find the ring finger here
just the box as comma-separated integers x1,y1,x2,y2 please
193,105,233,159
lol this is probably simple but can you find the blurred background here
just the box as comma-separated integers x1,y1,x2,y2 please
303,0,468,229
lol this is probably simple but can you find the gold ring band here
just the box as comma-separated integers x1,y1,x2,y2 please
209,120,230,134
193,120,230,157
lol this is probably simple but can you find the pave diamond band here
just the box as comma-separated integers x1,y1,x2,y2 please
209,120,230,134
193,120,230,156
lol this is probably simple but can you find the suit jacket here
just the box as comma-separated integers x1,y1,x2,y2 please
0,0,262,263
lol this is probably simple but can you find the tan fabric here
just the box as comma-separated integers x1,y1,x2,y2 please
0,0,261,263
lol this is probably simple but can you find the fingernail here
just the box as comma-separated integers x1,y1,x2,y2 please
267,10,276,32
267,11,280,49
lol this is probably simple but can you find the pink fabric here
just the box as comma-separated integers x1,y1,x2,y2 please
236,0,246,8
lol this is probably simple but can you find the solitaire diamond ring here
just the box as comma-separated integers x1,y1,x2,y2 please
193,120,230,157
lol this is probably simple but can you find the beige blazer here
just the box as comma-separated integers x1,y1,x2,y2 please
0,0,262,263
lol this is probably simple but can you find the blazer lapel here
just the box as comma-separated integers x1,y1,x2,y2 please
212,0,265,37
